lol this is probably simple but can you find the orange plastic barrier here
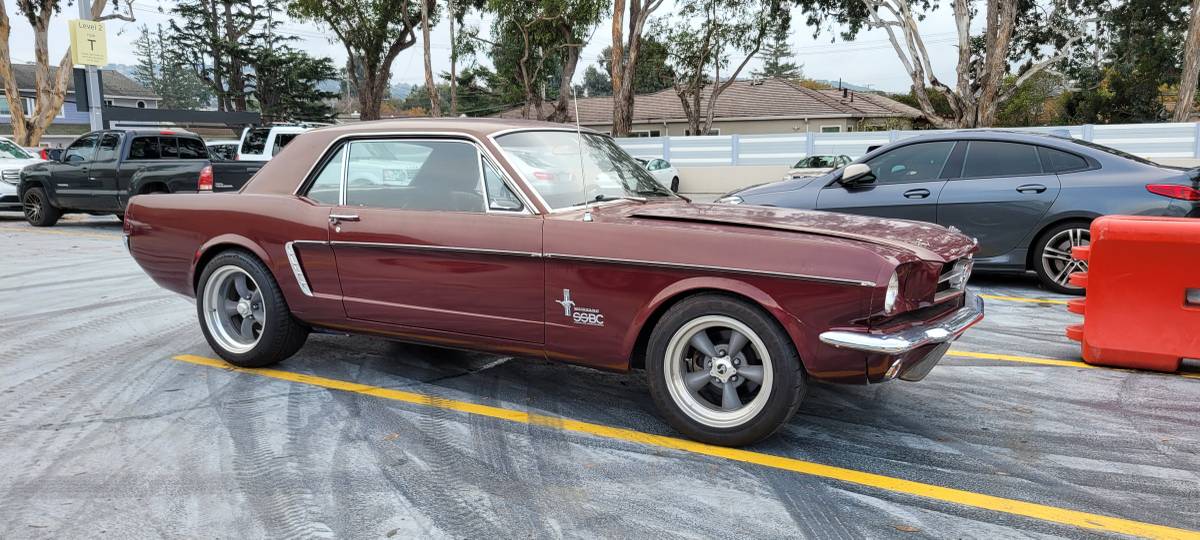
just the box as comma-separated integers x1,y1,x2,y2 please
1065,215,1200,372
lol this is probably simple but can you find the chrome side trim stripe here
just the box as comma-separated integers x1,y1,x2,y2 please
283,241,314,296
543,253,876,287
331,240,542,259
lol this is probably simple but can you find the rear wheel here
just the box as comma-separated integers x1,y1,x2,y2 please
196,250,308,367
646,294,805,446
22,187,61,227
1033,221,1090,295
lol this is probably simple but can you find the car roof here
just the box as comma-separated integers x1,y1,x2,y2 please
307,117,601,139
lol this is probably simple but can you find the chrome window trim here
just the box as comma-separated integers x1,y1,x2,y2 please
291,131,539,215
283,241,314,296
543,253,876,287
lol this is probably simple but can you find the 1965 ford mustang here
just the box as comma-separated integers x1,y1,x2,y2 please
124,119,984,446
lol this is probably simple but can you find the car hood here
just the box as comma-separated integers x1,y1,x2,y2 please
786,166,835,176
624,202,976,263
0,158,43,170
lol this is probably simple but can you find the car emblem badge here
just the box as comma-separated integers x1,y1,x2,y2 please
555,289,605,327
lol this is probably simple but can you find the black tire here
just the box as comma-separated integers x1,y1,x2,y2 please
1031,220,1090,295
646,294,806,446
195,250,308,367
22,186,61,227
670,177,680,192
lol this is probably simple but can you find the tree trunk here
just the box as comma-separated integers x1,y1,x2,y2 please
971,0,1017,127
610,0,626,131
1176,0,1200,122
421,0,441,117
549,33,582,123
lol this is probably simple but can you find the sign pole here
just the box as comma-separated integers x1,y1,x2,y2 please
77,0,104,130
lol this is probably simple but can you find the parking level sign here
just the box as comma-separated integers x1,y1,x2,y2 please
68,19,107,66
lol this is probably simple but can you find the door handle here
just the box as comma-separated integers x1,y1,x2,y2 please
329,213,360,224
1016,184,1047,194
903,188,931,199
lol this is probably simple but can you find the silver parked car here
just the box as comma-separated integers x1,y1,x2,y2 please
718,131,1200,294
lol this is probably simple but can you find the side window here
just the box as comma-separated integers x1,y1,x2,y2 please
1038,147,1089,173
160,137,180,159
961,141,1042,178
95,133,121,162
128,137,160,160
304,146,344,205
240,128,270,155
63,134,99,163
344,140,484,212
178,137,208,159
483,159,524,212
273,133,299,155
863,141,956,184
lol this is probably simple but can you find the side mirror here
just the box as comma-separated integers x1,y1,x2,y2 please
840,163,875,187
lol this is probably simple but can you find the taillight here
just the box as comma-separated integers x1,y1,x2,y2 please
1147,183,1200,201
533,171,555,181
198,165,214,191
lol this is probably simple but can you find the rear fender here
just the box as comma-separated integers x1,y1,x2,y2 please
190,234,273,294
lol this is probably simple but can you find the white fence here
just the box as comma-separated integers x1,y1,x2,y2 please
614,122,1200,167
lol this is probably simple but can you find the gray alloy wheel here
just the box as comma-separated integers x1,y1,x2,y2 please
201,265,267,354
1040,227,1090,292
663,315,774,429
22,187,61,227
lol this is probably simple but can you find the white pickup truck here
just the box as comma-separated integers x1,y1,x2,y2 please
236,125,317,162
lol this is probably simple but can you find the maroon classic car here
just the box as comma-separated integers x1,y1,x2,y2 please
123,119,983,446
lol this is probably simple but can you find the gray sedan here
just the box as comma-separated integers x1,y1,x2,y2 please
718,131,1200,293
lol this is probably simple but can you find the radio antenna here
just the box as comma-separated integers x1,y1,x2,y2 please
570,84,592,222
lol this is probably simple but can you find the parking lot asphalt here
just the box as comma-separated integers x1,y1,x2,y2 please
1,214,1198,539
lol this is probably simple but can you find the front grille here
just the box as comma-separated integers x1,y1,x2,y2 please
934,257,973,302
0,169,19,185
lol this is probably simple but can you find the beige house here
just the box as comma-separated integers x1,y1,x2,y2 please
498,78,922,136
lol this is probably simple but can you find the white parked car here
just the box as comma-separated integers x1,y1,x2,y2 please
237,125,314,161
636,157,680,191
784,154,852,180
0,137,43,211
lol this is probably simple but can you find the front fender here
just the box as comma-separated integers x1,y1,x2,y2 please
621,276,814,368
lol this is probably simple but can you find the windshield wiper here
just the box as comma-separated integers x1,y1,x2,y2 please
593,194,647,203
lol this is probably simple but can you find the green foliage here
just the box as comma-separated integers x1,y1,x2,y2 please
252,50,339,122
575,37,675,98
132,24,211,110
399,66,508,116
752,31,803,79
994,71,1066,127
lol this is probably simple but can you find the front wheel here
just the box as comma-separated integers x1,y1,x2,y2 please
646,295,806,446
196,250,308,367
1033,221,1090,295
670,177,680,192
22,187,61,227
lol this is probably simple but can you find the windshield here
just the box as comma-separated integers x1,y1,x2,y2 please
495,130,673,209
0,139,32,159
793,155,835,168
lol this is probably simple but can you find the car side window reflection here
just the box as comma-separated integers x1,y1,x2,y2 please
483,159,524,212
862,141,956,185
305,146,344,205
63,134,98,164
345,140,484,213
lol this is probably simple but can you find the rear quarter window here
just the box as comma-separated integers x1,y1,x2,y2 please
241,128,270,155
1038,147,1090,173
178,137,208,159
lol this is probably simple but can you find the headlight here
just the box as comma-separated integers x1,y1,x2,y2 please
884,271,900,314
716,195,743,204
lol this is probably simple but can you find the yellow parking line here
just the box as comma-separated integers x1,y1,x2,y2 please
174,353,1199,539
948,349,1200,380
979,294,1070,305
0,226,118,241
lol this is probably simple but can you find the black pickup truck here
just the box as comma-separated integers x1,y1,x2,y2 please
18,128,260,226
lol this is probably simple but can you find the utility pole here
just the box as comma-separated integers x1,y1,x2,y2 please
77,0,104,130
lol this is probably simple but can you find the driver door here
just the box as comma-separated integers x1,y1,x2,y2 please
52,133,100,210
816,141,958,222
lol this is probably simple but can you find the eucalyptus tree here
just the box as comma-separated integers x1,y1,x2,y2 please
660,0,790,136
609,0,666,135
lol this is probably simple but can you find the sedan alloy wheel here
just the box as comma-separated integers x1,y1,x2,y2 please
1041,227,1090,291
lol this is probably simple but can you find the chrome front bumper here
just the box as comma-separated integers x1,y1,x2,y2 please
819,290,985,355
